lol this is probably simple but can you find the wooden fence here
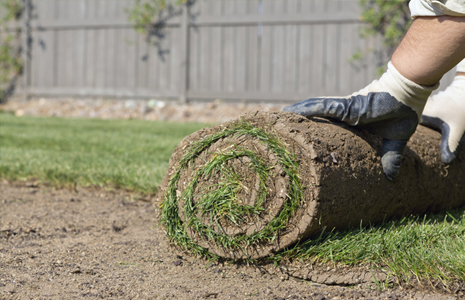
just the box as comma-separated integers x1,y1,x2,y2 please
16,0,454,103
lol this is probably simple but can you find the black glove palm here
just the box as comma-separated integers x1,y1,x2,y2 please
283,92,419,181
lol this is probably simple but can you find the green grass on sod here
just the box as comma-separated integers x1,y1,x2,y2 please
1,112,465,288
276,211,465,287
0,112,207,193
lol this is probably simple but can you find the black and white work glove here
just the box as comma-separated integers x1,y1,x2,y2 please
421,71,465,164
283,62,438,181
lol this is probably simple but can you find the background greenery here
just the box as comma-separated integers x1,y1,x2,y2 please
0,0,22,101
359,0,411,49
127,0,188,34
354,0,411,74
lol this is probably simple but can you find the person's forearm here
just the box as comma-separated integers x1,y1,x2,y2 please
392,16,465,86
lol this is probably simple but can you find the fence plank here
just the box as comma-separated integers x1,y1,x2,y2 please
285,24,298,93
297,24,311,96
271,25,284,93
159,29,171,92
147,34,161,92
246,0,259,92
116,28,137,90
259,25,271,93
54,30,64,87
324,2,340,94
210,2,222,92
30,0,50,89
105,29,117,88
246,25,258,92
234,1,247,92
339,23,354,95
178,5,189,102
223,25,235,92
270,1,286,94
83,28,94,88
189,26,199,91
172,26,183,95
222,1,235,92
75,1,87,88
312,24,324,95
297,0,312,95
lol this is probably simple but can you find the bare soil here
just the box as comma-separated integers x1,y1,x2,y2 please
0,181,460,300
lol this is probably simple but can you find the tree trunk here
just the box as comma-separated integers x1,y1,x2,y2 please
157,111,465,259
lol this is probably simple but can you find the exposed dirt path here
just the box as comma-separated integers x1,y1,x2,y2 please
0,182,459,299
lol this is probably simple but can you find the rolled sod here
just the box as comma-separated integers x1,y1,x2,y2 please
157,111,465,259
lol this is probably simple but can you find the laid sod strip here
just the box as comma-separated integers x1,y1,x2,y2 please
0,112,206,192
275,210,465,286
161,121,304,257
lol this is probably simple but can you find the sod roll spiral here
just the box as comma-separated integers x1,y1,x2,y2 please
159,114,311,259
157,111,465,260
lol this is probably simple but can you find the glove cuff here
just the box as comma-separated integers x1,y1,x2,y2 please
447,73,465,111
386,61,439,119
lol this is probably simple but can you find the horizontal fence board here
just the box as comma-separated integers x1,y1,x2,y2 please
30,18,140,30
28,11,359,30
193,12,360,26
187,91,312,102
27,87,180,99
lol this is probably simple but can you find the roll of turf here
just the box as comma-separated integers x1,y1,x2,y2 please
157,111,465,259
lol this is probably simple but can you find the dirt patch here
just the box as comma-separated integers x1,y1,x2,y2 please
1,181,460,299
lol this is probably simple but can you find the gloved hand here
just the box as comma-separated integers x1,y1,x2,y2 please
421,74,465,163
283,62,438,181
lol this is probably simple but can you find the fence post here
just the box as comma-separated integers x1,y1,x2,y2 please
21,0,31,101
179,3,190,104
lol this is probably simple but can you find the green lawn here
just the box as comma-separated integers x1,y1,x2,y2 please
1,112,465,288
279,212,465,288
0,112,207,193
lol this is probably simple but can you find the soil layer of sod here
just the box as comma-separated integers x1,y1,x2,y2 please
157,111,465,260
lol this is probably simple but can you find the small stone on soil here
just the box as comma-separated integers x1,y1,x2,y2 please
313,293,325,300
201,292,218,298
172,259,182,266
